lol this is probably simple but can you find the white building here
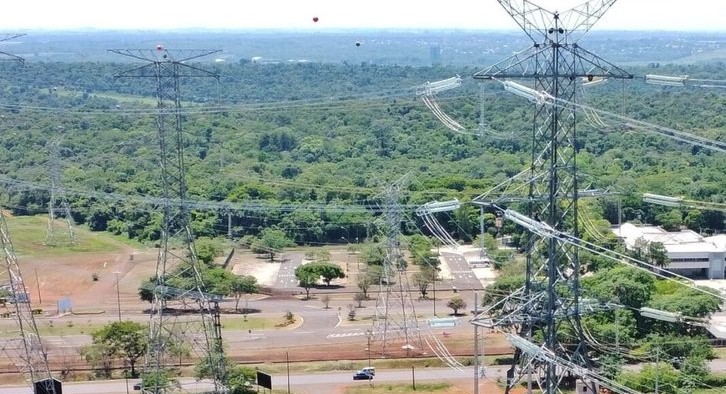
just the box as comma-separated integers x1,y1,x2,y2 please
613,223,726,279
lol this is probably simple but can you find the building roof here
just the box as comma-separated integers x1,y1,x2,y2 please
613,223,725,254
706,234,726,249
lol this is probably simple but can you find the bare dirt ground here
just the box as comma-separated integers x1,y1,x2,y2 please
0,244,514,393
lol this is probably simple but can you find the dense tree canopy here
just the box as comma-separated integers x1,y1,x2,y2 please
0,60,721,250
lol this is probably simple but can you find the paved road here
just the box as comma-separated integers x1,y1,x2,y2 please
6,360,726,394
275,252,305,289
0,368,490,394
440,252,485,291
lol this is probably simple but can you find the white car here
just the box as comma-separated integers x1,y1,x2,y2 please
359,367,375,376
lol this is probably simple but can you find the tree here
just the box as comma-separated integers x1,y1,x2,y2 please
648,281,721,323
646,241,669,268
619,362,678,394
630,236,648,262
359,242,385,266
89,321,147,377
227,366,257,394
412,267,437,299
447,297,467,316
655,209,683,231
474,232,498,253
356,271,375,299
407,234,439,268
581,266,656,309
81,343,114,379
195,236,224,265
295,262,345,287
677,356,710,392
354,292,366,307
315,262,346,286
295,264,318,299
598,353,624,380
140,369,179,393
230,275,259,312
482,275,524,309
253,228,293,261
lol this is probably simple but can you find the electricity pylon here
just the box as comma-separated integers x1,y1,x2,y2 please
372,176,423,356
471,1,631,393
110,46,227,393
46,138,77,246
0,33,61,394
0,212,61,394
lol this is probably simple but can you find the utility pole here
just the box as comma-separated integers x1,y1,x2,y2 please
286,351,291,394
367,333,372,367
655,347,660,394
474,292,479,394
432,276,436,317
114,271,122,322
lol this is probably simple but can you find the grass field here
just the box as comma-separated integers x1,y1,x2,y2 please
0,313,294,337
4,214,142,257
345,382,452,394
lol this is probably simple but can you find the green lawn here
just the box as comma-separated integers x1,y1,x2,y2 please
4,214,142,257
346,382,452,394
0,314,289,337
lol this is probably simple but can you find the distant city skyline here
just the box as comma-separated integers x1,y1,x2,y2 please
1,0,724,32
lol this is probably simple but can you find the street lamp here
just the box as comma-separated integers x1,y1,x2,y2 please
341,237,350,273
286,351,291,394
113,271,122,322
432,276,436,317
365,330,372,367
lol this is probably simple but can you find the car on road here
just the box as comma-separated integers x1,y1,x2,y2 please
360,366,375,376
353,371,373,380
133,382,143,390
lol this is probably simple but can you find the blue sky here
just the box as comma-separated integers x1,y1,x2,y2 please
1,0,724,31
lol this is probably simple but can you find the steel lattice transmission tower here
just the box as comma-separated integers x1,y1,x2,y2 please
0,213,61,394
372,176,423,356
110,46,227,393
0,33,61,394
46,138,77,246
471,1,631,393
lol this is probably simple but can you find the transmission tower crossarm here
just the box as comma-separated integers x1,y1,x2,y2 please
108,48,222,63
496,0,554,42
474,44,632,80
473,45,550,79
0,34,25,63
109,48,221,80
560,0,618,43
570,45,633,79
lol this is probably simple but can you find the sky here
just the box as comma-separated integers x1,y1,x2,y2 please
0,0,724,32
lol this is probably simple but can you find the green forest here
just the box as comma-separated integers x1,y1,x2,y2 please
0,60,723,246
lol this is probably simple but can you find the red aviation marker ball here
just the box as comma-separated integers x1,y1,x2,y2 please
156,44,164,51
312,16,319,22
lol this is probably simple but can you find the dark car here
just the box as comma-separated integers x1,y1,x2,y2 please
133,382,143,390
353,371,373,380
